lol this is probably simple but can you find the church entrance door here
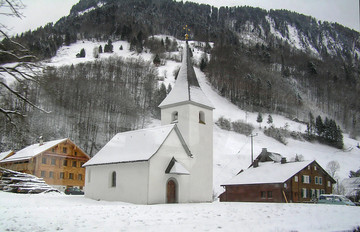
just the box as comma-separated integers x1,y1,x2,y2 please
166,179,177,203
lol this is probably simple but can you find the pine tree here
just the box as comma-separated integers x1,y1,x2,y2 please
256,112,263,128
166,84,172,94
307,112,315,135
153,54,161,66
315,116,324,137
267,114,273,125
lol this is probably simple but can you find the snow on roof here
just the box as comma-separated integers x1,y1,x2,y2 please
0,139,68,163
222,160,314,185
0,150,13,161
84,124,181,166
169,161,190,175
158,43,214,110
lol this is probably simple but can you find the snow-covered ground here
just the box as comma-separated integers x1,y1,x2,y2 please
1,191,359,232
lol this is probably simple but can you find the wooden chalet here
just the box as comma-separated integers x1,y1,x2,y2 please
219,148,336,203
0,138,89,191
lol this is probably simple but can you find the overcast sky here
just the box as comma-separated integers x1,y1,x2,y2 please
1,0,359,36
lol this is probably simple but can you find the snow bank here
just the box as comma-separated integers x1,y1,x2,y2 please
0,191,359,231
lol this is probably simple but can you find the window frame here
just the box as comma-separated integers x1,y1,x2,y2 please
111,171,116,187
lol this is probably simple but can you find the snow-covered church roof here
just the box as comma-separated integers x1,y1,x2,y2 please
158,43,214,110
83,124,191,167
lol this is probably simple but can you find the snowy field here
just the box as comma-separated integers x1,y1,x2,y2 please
0,191,359,232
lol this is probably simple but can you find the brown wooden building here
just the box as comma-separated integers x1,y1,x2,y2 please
219,150,335,203
0,138,89,191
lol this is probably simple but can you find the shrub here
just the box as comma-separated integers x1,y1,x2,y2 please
264,126,288,145
216,117,231,131
232,120,254,136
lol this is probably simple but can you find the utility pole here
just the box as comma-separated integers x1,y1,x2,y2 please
250,133,258,164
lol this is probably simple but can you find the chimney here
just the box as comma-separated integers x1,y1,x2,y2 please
39,136,44,146
281,157,287,164
253,159,259,168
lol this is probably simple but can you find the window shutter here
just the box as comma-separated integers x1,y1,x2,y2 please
302,175,304,183
309,176,311,183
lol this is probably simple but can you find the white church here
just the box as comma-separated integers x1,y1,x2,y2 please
83,42,214,204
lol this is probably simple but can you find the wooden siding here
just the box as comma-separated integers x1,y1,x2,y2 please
291,161,333,202
220,161,335,203
0,140,89,188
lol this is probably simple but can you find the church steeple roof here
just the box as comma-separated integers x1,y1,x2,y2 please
158,43,214,109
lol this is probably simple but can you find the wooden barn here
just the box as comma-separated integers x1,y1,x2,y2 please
0,138,89,191
219,149,336,203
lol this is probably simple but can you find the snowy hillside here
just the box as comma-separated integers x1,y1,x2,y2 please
46,37,360,196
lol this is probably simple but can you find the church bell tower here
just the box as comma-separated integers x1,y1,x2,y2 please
158,34,214,202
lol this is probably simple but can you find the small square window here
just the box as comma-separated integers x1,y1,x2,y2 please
49,171,54,178
69,173,74,179
63,160,67,166
319,177,323,185
294,176,298,182
41,171,46,177
72,161,77,167
315,176,318,184
60,172,64,179
267,191,272,199
42,157,47,164
74,152,77,156
78,174,82,181
63,147,67,154
51,158,56,165
260,191,266,199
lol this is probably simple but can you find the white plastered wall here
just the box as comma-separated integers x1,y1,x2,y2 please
84,162,149,204
161,103,213,202
147,129,191,204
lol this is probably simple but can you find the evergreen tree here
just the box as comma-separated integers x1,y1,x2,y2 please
315,116,324,137
79,48,86,57
267,114,273,125
153,54,161,66
166,84,172,94
256,112,263,128
307,112,315,135
104,39,113,53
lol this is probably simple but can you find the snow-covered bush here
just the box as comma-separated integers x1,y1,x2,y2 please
263,126,288,145
231,120,254,136
216,117,231,131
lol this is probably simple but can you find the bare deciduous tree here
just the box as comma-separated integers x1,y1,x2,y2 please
0,0,49,125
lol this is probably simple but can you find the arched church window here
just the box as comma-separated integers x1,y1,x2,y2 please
172,111,178,123
111,171,116,187
199,111,205,124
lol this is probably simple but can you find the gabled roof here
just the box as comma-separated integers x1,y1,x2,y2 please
83,124,192,167
0,150,14,161
165,157,190,175
222,160,315,186
0,138,71,163
158,43,214,110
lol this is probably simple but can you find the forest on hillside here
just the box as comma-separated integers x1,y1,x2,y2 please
1,0,360,153
0,57,166,155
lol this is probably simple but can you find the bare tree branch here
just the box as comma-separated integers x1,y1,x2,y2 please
0,81,51,114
